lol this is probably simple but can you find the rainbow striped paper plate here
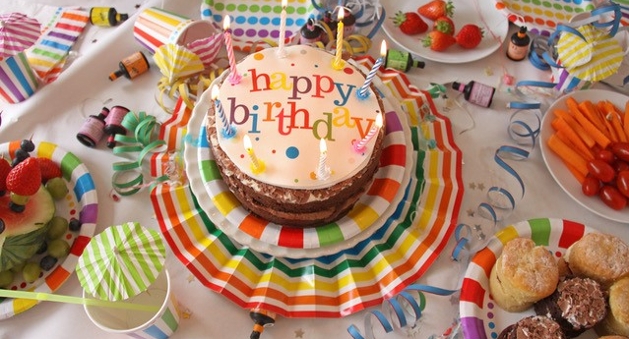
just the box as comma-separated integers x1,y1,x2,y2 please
459,218,598,339
150,56,464,317
0,141,98,319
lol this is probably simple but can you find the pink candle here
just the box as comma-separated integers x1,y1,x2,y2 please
223,16,241,85
353,112,383,153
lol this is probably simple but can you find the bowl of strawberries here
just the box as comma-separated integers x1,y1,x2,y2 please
381,0,509,63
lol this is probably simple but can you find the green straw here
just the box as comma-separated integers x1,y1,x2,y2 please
0,290,160,312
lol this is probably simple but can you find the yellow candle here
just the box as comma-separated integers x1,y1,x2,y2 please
243,135,265,174
332,7,345,70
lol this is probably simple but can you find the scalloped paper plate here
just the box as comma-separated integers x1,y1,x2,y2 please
540,89,629,223
459,218,598,339
0,141,97,320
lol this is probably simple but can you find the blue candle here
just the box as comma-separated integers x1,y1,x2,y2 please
211,85,235,138
357,40,387,99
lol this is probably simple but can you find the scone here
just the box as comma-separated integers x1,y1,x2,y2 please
534,276,607,338
489,237,559,312
497,315,566,339
565,233,629,288
596,277,629,337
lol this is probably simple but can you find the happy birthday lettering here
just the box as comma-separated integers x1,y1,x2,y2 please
223,69,377,140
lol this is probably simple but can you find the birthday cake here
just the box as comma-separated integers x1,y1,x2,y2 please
206,45,386,228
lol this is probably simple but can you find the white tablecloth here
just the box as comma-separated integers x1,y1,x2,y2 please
1,1,627,339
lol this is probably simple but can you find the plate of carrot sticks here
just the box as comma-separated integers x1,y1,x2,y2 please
540,89,629,222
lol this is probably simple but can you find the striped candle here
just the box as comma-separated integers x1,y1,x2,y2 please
211,85,235,138
223,16,241,85
332,7,345,70
316,138,330,180
277,0,288,57
357,40,387,98
353,112,382,152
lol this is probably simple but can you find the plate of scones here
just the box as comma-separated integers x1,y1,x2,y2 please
459,218,629,339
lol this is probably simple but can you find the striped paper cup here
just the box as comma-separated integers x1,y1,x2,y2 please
0,51,39,104
83,269,180,339
133,7,215,54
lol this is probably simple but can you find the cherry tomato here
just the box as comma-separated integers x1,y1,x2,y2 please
582,174,601,196
587,159,616,183
611,142,629,162
595,149,616,164
599,185,627,210
617,171,629,198
614,160,629,173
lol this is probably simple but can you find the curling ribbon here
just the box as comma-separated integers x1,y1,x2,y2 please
347,223,473,339
26,8,89,83
111,111,169,196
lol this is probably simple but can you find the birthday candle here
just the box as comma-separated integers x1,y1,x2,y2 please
332,7,345,69
277,0,288,57
316,138,330,180
357,40,387,98
223,16,241,85
353,112,383,152
244,135,265,173
211,85,235,138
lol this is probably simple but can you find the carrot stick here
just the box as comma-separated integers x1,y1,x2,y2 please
551,117,594,160
602,112,619,143
553,108,596,148
570,102,611,149
563,160,586,184
575,99,607,134
547,134,589,176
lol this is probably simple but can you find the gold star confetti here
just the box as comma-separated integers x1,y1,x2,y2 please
180,306,193,319
294,328,305,338
477,183,485,190
484,66,494,76
466,209,475,217
473,224,482,232
468,182,476,190
187,274,196,283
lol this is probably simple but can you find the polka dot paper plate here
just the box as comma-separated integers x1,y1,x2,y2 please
0,141,97,320
494,0,598,36
184,60,412,259
459,218,598,339
200,0,315,52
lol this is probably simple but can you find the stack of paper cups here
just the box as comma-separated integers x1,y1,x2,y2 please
133,7,215,54
0,51,39,104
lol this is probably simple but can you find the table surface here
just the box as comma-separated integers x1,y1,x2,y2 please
1,0,628,339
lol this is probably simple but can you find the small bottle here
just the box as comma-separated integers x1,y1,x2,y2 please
452,80,496,108
77,107,109,147
507,26,530,62
384,49,425,72
89,7,129,27
300,18,323,44
104,105,130,148
109,51,150,81
249,309,276,339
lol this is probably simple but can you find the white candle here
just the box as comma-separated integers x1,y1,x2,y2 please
223,16,241,85
211,85,235,138
353,112,383,152
243,135,265,173
316,138,330,180
332,7,345,70
357,40,387,98
277,0,288,58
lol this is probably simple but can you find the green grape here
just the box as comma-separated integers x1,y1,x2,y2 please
10,261,26,273
47,239,70,259
0,270,14,288
45,177,68,200
47,216,68,240
22,262,42,284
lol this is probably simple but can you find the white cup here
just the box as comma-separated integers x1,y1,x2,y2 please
83,269,180,339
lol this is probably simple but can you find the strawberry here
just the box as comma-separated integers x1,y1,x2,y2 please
433,17,455,35
418,0,454,21
422,30,456,51
36,157,62,183
455,24,484,49
392,11,428,35
6,157,41,196
0,157,11,193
